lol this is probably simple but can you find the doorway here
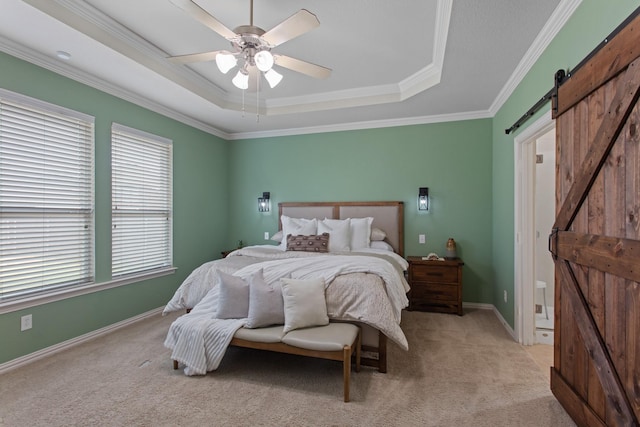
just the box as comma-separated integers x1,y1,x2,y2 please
533,129,555,344
514,112,555,346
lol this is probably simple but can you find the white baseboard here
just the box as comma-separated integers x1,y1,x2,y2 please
2,302,519,374
463,301,516,340
0,306,163,375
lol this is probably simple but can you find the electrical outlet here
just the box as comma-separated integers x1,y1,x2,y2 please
264,231,269,240
503,290,508,303
21,314,32,331
419,234,426,244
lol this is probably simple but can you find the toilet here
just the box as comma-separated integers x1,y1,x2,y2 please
536,280,549,320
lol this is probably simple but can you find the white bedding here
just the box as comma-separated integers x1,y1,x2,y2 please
162,245,409,315
163,245,410,375
162,254,262,314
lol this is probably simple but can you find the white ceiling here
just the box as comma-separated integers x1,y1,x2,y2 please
0,0,578,140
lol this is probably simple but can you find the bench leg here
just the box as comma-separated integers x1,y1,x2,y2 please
173,360,178,370
378,332,387,373
343,345,351,402
355,328,361,373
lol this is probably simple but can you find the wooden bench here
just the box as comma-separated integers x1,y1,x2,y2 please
173,322,361,402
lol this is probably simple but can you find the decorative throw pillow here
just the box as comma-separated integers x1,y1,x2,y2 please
246,269,284,328
280,277,329,333
370,227,387,241
317,218,351,252
279,216,317,250
286,233,330,252
370,240,394,252
349,217,374,250
216,271,249,319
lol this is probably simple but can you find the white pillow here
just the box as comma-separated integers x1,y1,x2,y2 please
370,240,394,252
270,230,283,242
280,277,329,333
279,216,317,250
216,271,249,319
370,227,386,241
349,217,374,250
317,218,351,252
246,269,284,328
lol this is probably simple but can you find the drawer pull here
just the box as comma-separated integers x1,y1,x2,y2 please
427,272,444,277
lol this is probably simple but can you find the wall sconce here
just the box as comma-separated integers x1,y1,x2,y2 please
258,192,270,212
418,187,429,211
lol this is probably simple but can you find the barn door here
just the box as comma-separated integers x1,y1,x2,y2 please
549,11,640,427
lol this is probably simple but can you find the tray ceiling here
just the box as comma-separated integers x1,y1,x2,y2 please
0,0,573,139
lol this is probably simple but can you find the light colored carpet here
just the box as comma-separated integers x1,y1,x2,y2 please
525,344,553,382
0,308,575,427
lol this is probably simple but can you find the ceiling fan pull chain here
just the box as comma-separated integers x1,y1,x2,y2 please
256,71,260,123
241,87,245,118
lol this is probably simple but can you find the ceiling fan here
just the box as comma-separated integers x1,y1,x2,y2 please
167,0,331,90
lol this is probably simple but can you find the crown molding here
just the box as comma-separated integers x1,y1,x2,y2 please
232,0,453,114
3,0,566,140
20,0,452,117
0,29,491,142
21,0,233,106
488,0,582,115
228,109,492,140
0,35,232,140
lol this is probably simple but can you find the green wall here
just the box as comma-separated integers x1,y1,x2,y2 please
2,0,639,365
491,0,640,326
228,121,494,304
0,52,229,364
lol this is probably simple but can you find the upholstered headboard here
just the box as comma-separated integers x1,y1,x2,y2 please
278,201,404,256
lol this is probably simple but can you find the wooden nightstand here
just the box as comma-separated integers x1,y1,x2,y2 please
407,256,464,315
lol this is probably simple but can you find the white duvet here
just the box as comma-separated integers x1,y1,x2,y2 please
164,246,410,375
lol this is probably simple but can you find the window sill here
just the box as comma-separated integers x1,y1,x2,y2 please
0,267,177,315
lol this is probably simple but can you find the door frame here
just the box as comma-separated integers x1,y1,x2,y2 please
513,111,554,345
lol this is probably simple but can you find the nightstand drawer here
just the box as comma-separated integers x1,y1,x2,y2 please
406,256,464,315
411,265,458,283
411,283,459,301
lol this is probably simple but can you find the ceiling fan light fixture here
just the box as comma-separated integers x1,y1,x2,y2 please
232,69,250,89
216,52,237,74
254,50,274,72
264,68,283,88
169,1,331,92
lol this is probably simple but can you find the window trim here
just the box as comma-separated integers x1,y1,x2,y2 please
111,122,174,279
0,88,96,306
0,90,177,314
0,266,176,315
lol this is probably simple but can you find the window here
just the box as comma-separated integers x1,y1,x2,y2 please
0,90,94,302
111,124,172,278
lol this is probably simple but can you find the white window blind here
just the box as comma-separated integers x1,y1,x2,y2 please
0,90,94,302
111,124,172,278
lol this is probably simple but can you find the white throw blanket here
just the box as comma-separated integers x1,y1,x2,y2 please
164,284,246,375
164,254,409,376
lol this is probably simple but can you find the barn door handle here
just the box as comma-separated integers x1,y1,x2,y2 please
548,228,559,260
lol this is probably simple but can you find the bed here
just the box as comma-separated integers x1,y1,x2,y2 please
163,201,409,375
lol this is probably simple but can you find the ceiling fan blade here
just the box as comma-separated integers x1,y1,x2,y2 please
169,0,237,40
273,54,331,79
261,9,320,47
167,50,227,64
